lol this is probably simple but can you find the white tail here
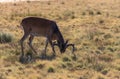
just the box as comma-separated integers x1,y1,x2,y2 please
19,17,75,63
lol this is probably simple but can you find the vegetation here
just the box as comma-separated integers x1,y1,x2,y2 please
0,33,13,43
0,0,120,79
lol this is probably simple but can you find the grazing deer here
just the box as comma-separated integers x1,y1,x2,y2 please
19,17,75,63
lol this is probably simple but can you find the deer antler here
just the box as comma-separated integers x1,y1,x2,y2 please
66,44,76,57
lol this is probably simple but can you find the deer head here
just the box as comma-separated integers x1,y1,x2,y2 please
53,40,75,53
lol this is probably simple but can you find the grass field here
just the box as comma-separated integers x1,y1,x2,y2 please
0,0,120,79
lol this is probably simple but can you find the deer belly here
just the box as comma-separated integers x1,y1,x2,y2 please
30,32,44,36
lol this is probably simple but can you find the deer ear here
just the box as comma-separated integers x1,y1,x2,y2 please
65,40,69,45
53,41,58,47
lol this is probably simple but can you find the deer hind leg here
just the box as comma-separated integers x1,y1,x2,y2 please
19,33,29,63
28,35,37,54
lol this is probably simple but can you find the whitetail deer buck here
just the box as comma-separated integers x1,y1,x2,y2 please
19,17,75,63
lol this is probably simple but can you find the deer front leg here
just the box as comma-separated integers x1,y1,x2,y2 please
40,39,49,59
48,39,56,56
44,39,48,54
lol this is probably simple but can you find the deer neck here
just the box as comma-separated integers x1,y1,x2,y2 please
56,31,65,44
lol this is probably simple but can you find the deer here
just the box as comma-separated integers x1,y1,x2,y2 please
19,17,75,63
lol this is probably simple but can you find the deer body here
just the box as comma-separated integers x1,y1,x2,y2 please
20,17,75,63
21,17,62,39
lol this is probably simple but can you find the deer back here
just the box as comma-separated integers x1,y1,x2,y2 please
21,17,62,40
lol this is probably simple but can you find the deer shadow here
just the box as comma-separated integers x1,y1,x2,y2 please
37,53,56,60
23,52,56,63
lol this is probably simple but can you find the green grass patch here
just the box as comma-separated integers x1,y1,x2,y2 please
48,67,55,73
0,33,13,43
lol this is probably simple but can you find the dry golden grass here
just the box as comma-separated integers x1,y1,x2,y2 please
0,0,120,79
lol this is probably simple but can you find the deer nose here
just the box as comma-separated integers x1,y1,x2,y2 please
60,50,65,53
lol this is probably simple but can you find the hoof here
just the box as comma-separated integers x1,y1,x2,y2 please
25,53,33,62
52,53,56,57
19,56,26,64
19,53,33,64
71,56,77,61
40,53,46,59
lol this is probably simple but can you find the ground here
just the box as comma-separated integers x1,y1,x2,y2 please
0,0,120,79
